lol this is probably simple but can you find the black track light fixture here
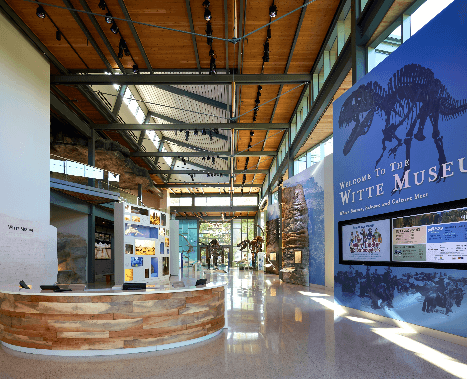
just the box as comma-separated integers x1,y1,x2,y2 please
267,26,272,39
210,56,217,75
133,64,139,74
202,128,206,136
250,131,255,137
212,157,215,164
202,0,210,8
194,129,199,136
36,5,46,19
98,0,107,10
202,156,206,161
105,12,113,24
207,156,210,160
56,30,61,41
253,115,257,122
269,2,277,18
204,8,211,21
110,21,119,34
185,130,190,141
209,130,213,140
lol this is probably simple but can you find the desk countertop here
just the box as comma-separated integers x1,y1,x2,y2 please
0,283,224,296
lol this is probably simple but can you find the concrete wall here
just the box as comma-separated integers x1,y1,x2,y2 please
0,12,50,224
50,205,88,242
0,12,57,288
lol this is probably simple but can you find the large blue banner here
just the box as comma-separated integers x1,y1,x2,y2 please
333,1,467,337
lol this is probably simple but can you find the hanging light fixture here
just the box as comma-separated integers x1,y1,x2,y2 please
98,0,107,10
269,2,277,18
36,5,46,19
110,21,119,34
105,12,113,24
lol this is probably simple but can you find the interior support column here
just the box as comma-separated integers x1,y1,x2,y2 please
351,0,366,84
278,185,283,280
87,131,96,283
87,204,96,283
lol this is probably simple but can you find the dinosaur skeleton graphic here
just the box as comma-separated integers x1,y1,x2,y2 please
339,64,467,189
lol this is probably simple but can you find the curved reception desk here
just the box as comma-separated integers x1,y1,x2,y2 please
0,285,225,355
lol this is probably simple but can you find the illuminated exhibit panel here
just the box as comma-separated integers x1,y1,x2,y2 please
392,206,467,263
115,203,170,284
341,219,390,262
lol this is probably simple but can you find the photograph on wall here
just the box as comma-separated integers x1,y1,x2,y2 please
165,237,170,247
125,244,133,255
124,215,130,221
150,227,158,239
150,210,161,225
295,251,302,264
163,257,169,276
161,213,166,226
166,229,169,237
125,224,150,238
132,215,141,223
95,241,111,260
270,253,276,261
131,256,143,267
150,257,158,277
160,227,165,236
342,219,390,262
104,234,111,242
145,268,149,278
125,269,133,281
131,206,148,216
160,242,164,254
124,204,131,213
135,239,155,255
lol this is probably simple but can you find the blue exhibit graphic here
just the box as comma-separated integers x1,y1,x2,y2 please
283,160,325,286
131,256,143,267
342,219,390,261
333,1,467,338
150,257,158,277
160,242,164,254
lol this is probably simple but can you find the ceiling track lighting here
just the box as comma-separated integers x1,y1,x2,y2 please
194,129,199,136
98,0,107,10
110,20,119,34
267,26,272,39
36,5,46,19
105,12,113,24
56,30,61,41
132,64,139,74
204,8,211,21
269,2,278,18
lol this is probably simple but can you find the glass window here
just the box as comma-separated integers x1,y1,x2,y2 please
195,197,207,206
207,197,230,206
411,0,454,36
233,197,257,206
170,198,180,206
323,137,333,157
199,222,231,245
180,198,193,206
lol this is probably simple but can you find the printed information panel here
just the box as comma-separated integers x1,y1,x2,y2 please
392,208,467,263
342,219,390,261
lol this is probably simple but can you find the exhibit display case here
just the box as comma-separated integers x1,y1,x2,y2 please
114,202,170,285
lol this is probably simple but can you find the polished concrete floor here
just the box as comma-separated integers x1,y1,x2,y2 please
1,270,467,379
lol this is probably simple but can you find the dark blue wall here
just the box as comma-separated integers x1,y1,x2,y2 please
333,1,467,337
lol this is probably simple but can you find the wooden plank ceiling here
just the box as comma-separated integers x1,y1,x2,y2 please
7,0,341,204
